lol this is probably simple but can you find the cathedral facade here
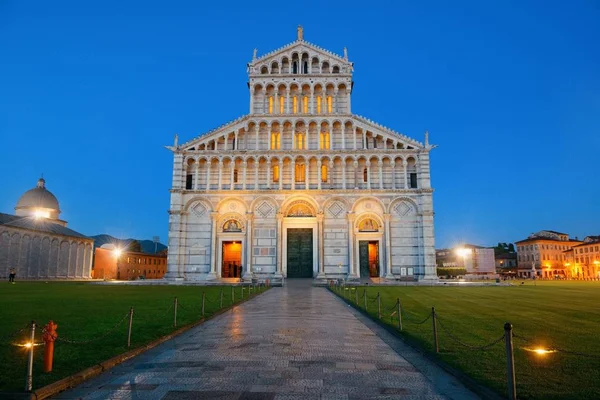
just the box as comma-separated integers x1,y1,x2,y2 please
166,28,437,283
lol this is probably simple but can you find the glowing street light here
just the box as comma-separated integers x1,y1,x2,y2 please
456,247,472,257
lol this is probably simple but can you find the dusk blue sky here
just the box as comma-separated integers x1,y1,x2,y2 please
1,1,599,248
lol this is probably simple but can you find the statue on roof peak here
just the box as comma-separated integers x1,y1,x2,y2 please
297,25,304,41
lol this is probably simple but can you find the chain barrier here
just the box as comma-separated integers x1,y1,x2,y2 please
1,323,31,343
401,310,432,325
436,317,505,351
54,312,129,345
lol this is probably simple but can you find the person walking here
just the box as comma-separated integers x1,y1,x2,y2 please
8,267,16,283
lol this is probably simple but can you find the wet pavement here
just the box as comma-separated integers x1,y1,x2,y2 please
54,280,479,399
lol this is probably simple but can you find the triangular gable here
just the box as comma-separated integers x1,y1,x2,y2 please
351,115,425,149
251,40,348,67
179,115,250,149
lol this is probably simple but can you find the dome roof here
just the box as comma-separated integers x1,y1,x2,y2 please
15,178,60,213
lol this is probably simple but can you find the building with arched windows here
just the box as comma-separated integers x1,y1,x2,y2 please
165,27,437,283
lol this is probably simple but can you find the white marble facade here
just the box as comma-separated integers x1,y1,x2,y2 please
166,28,437,282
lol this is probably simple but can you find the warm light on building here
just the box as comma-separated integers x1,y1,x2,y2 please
456,248,472,257
33,209,50,219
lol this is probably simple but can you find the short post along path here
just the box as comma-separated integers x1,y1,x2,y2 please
55,281,479,399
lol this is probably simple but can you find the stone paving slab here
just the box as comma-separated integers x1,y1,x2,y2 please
53,280,480,399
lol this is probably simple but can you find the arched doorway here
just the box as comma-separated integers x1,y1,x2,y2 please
283,199,317,278
356,216,383,279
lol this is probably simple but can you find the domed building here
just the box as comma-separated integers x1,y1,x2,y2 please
0,177,94,280
14,177,66,226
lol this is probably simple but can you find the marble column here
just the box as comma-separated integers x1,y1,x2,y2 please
206,160,211,191
316,213,326,279
342,160,346,189
267,159,272,189
317,159,322,190
194,161,199,190
384,213,394,279
306,160,310,190
378,160,383,189
255,125,260,150
279,159,283,190
276,212,283,276
291,159,296,190
242,161,247,190
353,161,358,189
243,213,253,281
347,213,358,279
403,161,408,189
391,162,396,190
255,161,260,190
217,160,223,190
230,161,235,190
209,212,219,279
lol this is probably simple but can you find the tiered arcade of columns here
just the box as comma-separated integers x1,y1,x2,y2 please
166,28,437,283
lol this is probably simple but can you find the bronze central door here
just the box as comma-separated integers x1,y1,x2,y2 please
287,228,313,278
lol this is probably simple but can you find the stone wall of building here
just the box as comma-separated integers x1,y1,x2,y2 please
0,226,93,279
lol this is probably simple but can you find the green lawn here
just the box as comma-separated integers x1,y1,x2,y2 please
0,282,266,393
333,281,600,400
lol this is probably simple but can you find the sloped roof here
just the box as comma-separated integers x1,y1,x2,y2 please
179,114,424,149
0,213,91,240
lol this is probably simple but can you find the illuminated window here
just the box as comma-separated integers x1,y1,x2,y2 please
317,97,322,113
320,132,330,149
270,133,280,149
327,96,333,113
321,164,328,183
268,96,273,114
295,164,306,182
233,169,238,183
273,165,280,182
296,133,305,149
279,96,285,113
293,97,298,113
303,96,308,113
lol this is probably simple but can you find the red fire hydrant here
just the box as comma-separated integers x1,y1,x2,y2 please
42,321,58,373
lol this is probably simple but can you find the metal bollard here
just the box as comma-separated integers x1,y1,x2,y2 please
220,287,224,309
201,292,206,317
174,297,178,327
25,321,35,392
242,286,245,299
504,322,517,400
431,307,439,353
377,292,381,319
127,307,134,348
397,299,402,331
364,289,367,311
355,288,358,304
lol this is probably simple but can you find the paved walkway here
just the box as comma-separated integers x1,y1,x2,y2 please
55,280,479,399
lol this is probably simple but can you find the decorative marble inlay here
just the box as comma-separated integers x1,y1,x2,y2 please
327,201,345,218
228,202,238,211
191,202,208,218
394,201,413,217
257,201,275,218
365,202,372,209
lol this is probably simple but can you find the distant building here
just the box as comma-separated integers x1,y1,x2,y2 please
495,252,517,269
0,178,93,280
436,244,496,278
92,245,168,280
515,230,582,278
568,236,600,279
